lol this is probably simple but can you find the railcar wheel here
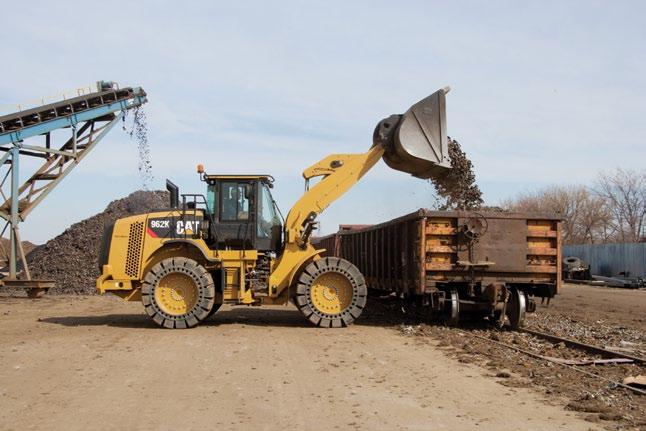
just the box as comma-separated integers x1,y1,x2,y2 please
294,257,367,328
506,288,527,329
445,288,460,326
141,257,215,329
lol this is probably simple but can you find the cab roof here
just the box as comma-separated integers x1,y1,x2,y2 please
203,174,274,182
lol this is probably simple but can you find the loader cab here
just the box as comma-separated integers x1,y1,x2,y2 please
203,174,282,251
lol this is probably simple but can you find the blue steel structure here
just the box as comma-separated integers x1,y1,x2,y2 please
0,81,147,294
564,243,646,279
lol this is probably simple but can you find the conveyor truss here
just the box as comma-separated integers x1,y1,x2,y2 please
0,81,147,296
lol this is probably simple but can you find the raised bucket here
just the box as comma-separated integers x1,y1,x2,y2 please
375,87,452,179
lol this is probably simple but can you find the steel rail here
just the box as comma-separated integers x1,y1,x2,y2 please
457,329,646,396
519,327,645,365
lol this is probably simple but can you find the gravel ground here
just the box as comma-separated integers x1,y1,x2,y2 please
528,284,645,346
376,283,646,430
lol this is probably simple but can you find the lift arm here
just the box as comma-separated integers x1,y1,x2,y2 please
283,144,385,246
267,146,384,299
267,87,452,299
285,86,452,249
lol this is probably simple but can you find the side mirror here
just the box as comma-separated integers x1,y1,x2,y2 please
166,179,179,209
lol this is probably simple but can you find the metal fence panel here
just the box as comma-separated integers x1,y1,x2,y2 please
563,243,646,277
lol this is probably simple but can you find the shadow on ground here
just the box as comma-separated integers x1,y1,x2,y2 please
37,298,419,330
38,314,158,329
39,307,314,329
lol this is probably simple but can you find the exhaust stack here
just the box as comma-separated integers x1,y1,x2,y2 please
374,87,451,179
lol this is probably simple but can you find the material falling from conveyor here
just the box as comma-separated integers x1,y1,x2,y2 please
0,81,147,297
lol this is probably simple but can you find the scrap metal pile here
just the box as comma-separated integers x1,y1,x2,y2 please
25,191,168,294
562,256,645,288
429,138,483,210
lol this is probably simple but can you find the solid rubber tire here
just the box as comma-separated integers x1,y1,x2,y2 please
294,257,367,328
141,257,215,329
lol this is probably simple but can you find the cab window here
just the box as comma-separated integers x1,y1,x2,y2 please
206,184,217,217
258,184,279,238
221,182,249,221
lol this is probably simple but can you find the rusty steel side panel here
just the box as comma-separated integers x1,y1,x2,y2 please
427,215,561,287
312,233,340,257
556,221,562,294
315,209,561,297
315,216,425,294
456,217,527,271
321,215,426,294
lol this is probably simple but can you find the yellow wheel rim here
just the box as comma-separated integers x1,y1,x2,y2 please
154,273,198,316
310,272,353,315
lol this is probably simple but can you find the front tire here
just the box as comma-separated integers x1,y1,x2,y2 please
141,257,215,329
294,257,367,328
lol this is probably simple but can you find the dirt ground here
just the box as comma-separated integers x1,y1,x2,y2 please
0,294,605,431
399,283,646,430
535,283,646,333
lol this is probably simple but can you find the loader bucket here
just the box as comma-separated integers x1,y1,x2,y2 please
375,87,451,179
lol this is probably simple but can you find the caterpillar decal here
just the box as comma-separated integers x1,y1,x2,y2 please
147,216,202,239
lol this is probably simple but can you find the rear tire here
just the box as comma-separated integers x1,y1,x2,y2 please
141,257,215,329
294,257,367,328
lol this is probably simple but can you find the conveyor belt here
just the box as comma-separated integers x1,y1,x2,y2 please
0,86,147,145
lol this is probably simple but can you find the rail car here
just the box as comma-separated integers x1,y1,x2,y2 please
313,209,561,328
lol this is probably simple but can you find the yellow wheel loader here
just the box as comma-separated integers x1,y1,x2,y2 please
97,88,452,328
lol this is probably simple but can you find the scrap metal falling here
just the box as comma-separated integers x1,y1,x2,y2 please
0,81,147,294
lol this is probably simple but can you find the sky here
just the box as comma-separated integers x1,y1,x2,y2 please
1,0,644,243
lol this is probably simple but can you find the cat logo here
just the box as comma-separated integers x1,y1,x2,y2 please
176,220,200,235
147,217,201,238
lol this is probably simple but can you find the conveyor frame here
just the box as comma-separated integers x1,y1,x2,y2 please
0,81,147,292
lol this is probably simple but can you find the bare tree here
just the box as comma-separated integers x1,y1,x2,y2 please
501,185,611,245
579,193,616,243
595,168,646,243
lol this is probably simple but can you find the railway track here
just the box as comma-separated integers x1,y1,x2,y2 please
369,296,646,397
518,327,645,365
458,327,646,396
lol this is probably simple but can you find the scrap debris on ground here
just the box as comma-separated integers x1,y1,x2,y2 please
361,284,646,431
404,324,645,430
0,239,37,266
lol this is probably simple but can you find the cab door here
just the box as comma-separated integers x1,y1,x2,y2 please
214,181,255,249
255,182,282,251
